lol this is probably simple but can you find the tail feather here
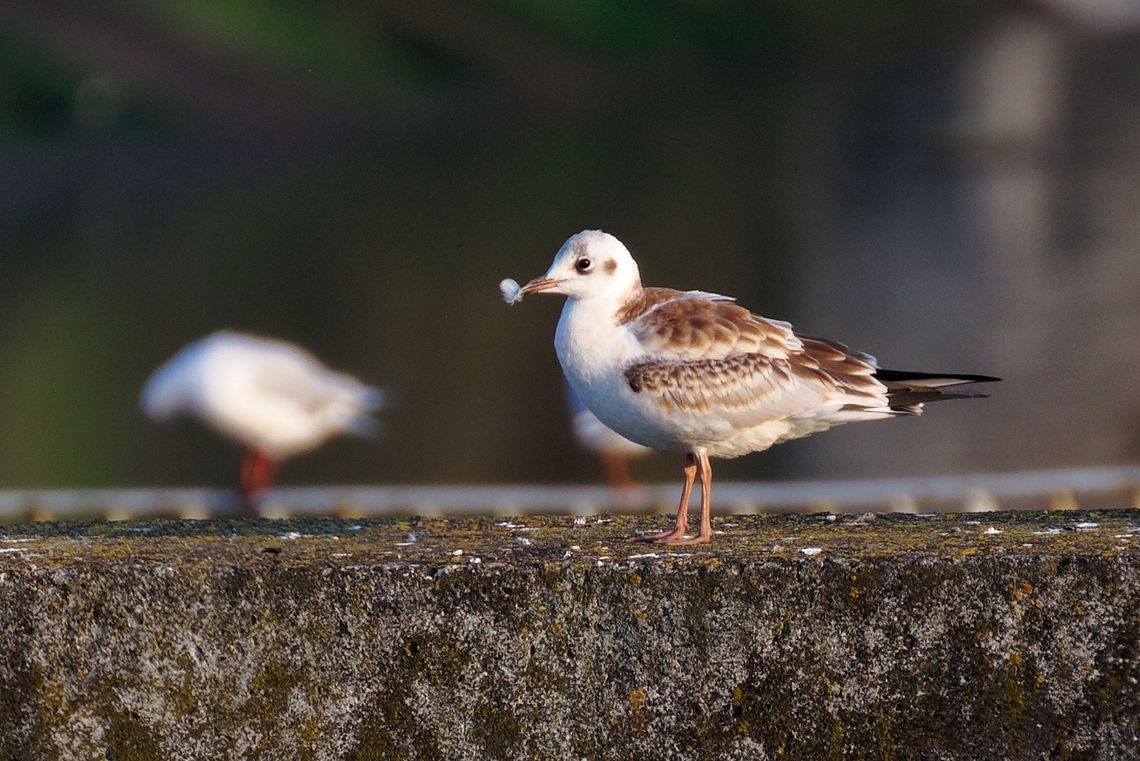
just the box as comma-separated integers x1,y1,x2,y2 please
874,369,1000,415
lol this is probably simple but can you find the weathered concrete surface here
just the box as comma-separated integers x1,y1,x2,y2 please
0,511,1137,760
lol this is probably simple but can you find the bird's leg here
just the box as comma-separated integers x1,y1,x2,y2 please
240,449,256,497
636,453,697,543
239,448,278,515
601,452,635,489
666,452,713,546
261,456,281,491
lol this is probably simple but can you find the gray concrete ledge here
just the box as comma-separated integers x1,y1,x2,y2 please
0,511,1138,760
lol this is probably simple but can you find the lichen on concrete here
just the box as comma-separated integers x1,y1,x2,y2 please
0,510,1137,759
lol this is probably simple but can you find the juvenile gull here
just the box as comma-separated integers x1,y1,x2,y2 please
509,230,998,545
142,331,383,501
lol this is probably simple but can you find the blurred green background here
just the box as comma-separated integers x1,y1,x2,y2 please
1,0,1138,488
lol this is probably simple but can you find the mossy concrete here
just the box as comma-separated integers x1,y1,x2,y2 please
0,511,1138,760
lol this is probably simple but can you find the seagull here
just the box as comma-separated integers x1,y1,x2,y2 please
565,382,650,488
142,331,383,503
508,230,999,545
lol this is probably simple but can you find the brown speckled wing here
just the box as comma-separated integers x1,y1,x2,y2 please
615,287,686,324
621,291,887,422
622,290,801,361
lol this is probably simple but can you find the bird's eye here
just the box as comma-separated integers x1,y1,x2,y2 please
575,258,592,273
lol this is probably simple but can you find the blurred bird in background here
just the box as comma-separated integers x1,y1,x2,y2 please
141,332,383,505
565,382,650,489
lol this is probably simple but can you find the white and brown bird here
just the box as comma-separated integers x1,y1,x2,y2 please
508,230,998,545
142,331,383,503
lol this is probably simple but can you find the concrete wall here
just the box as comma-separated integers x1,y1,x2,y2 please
0,512,1137,760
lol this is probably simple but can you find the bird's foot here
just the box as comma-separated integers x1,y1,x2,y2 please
634,526,689,544
660,532,712,546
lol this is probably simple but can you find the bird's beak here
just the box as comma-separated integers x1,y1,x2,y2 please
520,276,564,296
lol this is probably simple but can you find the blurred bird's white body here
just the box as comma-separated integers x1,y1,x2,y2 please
565,382,649,488
570,403,651,459
142,331,382,459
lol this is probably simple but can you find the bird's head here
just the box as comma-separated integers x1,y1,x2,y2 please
520,230,642,302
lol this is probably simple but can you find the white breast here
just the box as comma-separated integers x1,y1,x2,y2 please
555,300,705,453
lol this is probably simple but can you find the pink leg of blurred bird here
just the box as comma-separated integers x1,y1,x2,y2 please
666,452,713,546
636,453,697,543
240,448,279,509
601,451,636,489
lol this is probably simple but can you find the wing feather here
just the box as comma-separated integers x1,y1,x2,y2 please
622,295,887,425
625,292,802,361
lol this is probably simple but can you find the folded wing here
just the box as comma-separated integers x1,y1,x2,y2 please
622,293,887,428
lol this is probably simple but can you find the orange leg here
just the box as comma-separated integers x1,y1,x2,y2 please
601,451,636,489
636,453,697,543
240,448,279,513
666,451,713,545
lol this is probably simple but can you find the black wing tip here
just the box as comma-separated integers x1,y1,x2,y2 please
885,387,992,413
875,369,1001,384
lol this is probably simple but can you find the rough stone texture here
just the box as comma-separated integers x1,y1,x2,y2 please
0,511,1138,760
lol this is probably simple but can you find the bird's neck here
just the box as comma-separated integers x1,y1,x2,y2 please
559,283,640,334
555,286,643,385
